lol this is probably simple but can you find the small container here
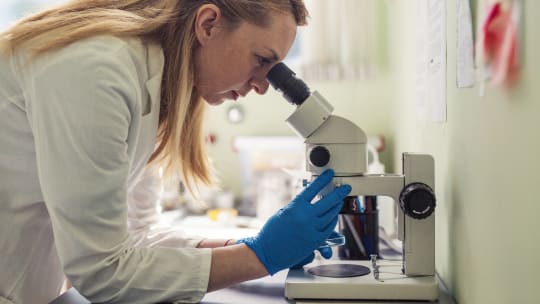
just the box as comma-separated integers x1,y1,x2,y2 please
319,233,346,249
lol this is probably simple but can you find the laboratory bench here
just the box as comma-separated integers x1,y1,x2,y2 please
51,214,457,304
51,270,456,304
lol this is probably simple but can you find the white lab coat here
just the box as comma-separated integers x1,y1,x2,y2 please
0,36,211,304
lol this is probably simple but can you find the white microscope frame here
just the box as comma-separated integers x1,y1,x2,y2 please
283,90,438,301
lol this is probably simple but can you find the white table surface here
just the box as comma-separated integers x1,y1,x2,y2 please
51,214,457,304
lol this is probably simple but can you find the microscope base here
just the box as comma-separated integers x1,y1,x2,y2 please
285,260,439,301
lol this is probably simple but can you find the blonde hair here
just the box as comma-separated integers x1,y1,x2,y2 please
0,0,308,192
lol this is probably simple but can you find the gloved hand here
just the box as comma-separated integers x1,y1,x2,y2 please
239,169,351,275
236,239,333,270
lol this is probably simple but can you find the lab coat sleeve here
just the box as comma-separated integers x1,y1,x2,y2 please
128,165,205,249
21,39,211,303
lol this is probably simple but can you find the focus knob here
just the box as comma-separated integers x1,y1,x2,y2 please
399,183,436,219
309,146,330,167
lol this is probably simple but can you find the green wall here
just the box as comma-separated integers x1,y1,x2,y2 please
386,1,539,303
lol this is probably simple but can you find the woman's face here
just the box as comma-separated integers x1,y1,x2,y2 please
193,6,297,105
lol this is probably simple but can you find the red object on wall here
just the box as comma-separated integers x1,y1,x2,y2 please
479,1,520,87
206,133,217,145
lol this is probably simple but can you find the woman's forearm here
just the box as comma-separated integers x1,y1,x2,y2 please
207,244,268,292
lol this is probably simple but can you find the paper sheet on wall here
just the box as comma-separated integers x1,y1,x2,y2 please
457,0,475,88
416,0,447,123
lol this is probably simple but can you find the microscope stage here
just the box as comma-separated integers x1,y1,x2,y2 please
285,260,438,301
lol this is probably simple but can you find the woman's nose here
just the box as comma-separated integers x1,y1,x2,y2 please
250,78,270,95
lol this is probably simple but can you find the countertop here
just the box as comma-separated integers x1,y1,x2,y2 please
51,215,457,303
51,270,456,304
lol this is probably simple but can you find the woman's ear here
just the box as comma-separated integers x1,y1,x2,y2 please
194,4,222,46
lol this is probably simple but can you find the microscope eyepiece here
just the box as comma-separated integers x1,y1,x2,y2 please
267,62,311,106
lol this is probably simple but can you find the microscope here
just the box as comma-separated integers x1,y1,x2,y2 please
267,63,439,301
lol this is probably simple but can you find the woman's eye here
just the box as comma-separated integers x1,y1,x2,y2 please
256,55,271,68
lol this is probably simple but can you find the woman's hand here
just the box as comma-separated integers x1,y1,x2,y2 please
239,169,351,275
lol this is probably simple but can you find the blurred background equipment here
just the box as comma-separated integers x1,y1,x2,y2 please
233,136,304,220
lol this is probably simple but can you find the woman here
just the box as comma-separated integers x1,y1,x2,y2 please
0,1,351,303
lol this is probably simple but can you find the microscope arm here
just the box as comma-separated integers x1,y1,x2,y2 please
334,157,435,277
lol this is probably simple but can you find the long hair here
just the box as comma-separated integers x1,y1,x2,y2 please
0,0,308,192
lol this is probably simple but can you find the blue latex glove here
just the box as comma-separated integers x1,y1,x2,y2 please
239,169,351,275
